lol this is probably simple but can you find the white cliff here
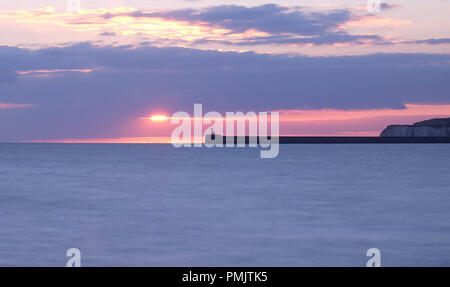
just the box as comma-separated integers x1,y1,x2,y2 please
380,118,450,137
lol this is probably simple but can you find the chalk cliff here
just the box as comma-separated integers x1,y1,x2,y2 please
380,118,450,137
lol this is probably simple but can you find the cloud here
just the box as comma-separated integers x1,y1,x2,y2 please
103,4,383,46
1,5,445,49
344,15,410,29
0,43,449,141
99,32,117,37
15,68,97,78
408,38,450,45
133,4,351,36
377,38,450,46
0,102,34,109
380,3,402,11
194,33,381,46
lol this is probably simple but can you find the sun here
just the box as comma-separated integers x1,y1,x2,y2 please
150,115,169,122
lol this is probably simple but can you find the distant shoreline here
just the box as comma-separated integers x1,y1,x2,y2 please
207,136,450,144
3,136,450,144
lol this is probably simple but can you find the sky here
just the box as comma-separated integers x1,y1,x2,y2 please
0,0,449,142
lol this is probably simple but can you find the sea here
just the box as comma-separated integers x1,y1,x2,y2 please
0,143,449,266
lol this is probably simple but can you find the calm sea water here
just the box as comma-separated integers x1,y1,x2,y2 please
0,144,449,266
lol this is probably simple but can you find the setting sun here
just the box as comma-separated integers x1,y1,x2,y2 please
150,115,169,122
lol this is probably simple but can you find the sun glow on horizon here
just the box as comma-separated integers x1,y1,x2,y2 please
150,115,169,122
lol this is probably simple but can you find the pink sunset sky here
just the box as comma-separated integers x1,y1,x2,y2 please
0,0,449,142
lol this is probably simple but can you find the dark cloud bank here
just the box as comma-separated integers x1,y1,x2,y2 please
100,4,449,47
103,4,382,46
0,43,449,141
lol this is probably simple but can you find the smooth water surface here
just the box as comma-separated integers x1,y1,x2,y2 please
0,144,449,266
